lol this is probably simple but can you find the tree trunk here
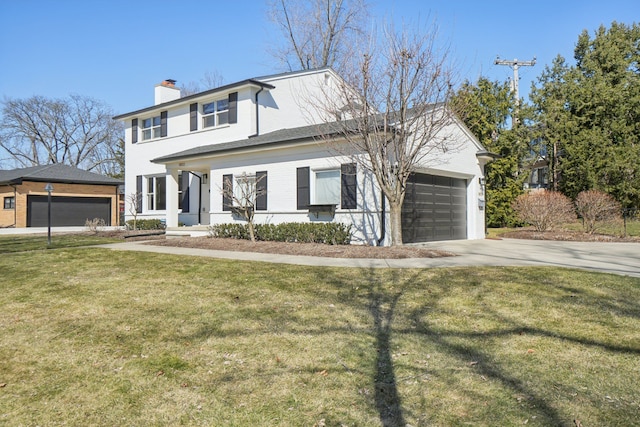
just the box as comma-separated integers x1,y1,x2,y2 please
248,221,256,242
388,201,404,246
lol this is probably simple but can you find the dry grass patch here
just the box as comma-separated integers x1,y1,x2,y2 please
1,249,639,426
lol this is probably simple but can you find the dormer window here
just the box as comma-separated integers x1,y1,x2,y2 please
142,116,161,140
202,99,229,128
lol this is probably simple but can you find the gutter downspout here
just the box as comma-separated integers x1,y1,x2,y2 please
377,190,386,246
249,87,264,138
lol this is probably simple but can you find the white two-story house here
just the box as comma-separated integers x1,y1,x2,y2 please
114,68,491,244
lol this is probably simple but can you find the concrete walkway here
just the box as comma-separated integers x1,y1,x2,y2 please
98,238,640,278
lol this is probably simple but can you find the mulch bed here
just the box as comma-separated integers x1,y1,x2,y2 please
147,236,454,259
94,228,638,259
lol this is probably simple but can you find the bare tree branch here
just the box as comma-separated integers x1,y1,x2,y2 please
0,95,123,176
311,21,461,245
267,0,369,73
221,172,267,242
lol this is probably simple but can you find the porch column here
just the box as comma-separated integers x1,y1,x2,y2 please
166,167,179,227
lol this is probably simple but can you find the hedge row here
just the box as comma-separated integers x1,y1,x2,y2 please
209,222,352,245
125,219,166,230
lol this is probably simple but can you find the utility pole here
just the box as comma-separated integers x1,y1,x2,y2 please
494,56,536,106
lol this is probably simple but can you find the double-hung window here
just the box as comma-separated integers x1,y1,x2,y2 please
147,176,166,210
3,196,15,209
202,99,229,128
314,169,341,205
141,116,161,140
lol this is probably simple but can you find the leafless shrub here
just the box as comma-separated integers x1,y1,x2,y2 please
85,218,106,233
126,192,142,230
575,190,621,234
512,190,576,232
222,172,267,242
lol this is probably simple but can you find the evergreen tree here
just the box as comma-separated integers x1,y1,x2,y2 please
531,22,640,209
454,77,527,227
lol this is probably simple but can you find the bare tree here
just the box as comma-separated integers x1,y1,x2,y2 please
0,95,123,176
180,70,225,96
126,192,142,231
314,23,460,245
222,172,267,242
268,0,369,73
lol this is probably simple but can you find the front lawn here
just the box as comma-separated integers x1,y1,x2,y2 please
1,249,638,426
0,233,122,253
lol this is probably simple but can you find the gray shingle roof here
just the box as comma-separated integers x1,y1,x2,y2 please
152,121,348,164
0,164,122,186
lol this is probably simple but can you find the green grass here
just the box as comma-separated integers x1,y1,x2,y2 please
0,233,122,253
1,248,639,426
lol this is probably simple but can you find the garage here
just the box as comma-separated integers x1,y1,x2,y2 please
27,195,112,227
401,173,467,243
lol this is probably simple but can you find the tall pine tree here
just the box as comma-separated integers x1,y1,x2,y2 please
531,22,640,209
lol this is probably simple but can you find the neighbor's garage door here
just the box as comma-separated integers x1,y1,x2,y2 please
402,173,467,243
27,196,111,227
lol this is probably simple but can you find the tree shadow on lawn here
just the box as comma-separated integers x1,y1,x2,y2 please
306,267,640,426
180,264,640,426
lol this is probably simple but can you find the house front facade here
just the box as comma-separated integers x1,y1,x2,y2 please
114,68,491,245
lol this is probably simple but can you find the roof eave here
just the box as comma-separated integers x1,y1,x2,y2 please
113,79,275,120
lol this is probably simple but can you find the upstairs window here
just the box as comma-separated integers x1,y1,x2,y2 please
202,99,229,128
142,116,161,140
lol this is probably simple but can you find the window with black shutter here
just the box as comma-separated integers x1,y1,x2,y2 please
190,103,198,132
160,111,168,137
256,171,267,210
135,175,143,213
131,119,138,143
341,163,357,209
296,167,310,210
228,92,238,124
222,174,233,211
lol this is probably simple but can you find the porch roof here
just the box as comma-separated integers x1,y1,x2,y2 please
151,121,348,164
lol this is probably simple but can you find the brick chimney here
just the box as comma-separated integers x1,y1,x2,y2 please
155,79,181,105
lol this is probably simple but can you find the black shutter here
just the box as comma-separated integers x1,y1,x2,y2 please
296,167,310,210
222,174,233,211
135,175,143,213
256,171,267,211
341,163,357,209
181,172,190,213
190,103,198,131
160,111,168,137
131,119,138,144
228,92,238,124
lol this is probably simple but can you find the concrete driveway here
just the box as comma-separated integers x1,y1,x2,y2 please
99,238,640,278
414,238,640,277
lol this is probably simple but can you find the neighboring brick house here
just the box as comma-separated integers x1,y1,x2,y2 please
0,164,122,228
114,68,492,244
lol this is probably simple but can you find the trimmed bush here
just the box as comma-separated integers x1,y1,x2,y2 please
512,190,575,232
575,190,621,234
209,222,352,245
125,219,166,231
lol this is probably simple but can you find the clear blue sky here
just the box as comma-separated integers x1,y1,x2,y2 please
1,0,638,115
